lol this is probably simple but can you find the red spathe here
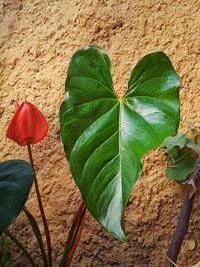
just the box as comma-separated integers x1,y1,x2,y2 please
6,101,48,146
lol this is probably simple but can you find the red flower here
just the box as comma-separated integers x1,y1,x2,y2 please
6,101,48,146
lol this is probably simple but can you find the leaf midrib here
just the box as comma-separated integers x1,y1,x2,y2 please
71,92,173,193
118,99,123,206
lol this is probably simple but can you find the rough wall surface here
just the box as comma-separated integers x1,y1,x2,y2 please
0,0,200,266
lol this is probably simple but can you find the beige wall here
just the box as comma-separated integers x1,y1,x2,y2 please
0,0,200,266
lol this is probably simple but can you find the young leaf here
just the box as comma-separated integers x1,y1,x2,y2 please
166,151,195,181
187,141,200,154
163,132,200,181
59,45,180,240
0,160,34,233
163,132,188,152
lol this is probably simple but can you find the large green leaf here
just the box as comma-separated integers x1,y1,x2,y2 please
0,160,34,233
59,45,180,240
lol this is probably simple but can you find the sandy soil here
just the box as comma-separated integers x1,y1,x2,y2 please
0,0,200,266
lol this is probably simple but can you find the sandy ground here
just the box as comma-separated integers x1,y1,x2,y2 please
0,0,200,266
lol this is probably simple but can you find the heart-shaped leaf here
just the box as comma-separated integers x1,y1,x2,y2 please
59,45,180,240
0,160,34,233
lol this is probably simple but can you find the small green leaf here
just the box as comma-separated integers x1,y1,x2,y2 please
59,45,180,240
0,160,34,233
187,141,200,154
163,132,188,152
166,151,195,181
167,147,179,159
163,132,200,181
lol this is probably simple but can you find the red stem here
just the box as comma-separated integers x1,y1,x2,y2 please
27,144,52,267
65,213,86,267
61,201,86,267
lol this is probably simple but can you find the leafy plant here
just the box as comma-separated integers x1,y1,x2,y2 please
163,132,200,181
162,131,200,266
3,101,86,267
2,45,183,267
59,45,180,240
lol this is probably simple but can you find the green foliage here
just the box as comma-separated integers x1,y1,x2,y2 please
0,237,12,267
163,132,200,181
0,160,34,234
59,45,180,240
166,150,196,181
163,132,188,152
187,141,200,154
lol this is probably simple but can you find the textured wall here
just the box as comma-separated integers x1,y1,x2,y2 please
0,0,200,266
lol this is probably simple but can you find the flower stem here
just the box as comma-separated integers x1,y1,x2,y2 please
27,144,52,267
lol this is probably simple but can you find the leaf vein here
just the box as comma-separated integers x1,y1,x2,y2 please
79,131,118,183
69,76,115,95
71,103,119,155
124,101,161,144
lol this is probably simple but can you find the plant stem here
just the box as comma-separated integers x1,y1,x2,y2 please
164,155,200,267
164,193,195,267
65,203,86,267
5,230,37,267
27,144,52,267
59,201,86,267
23,206,49,267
